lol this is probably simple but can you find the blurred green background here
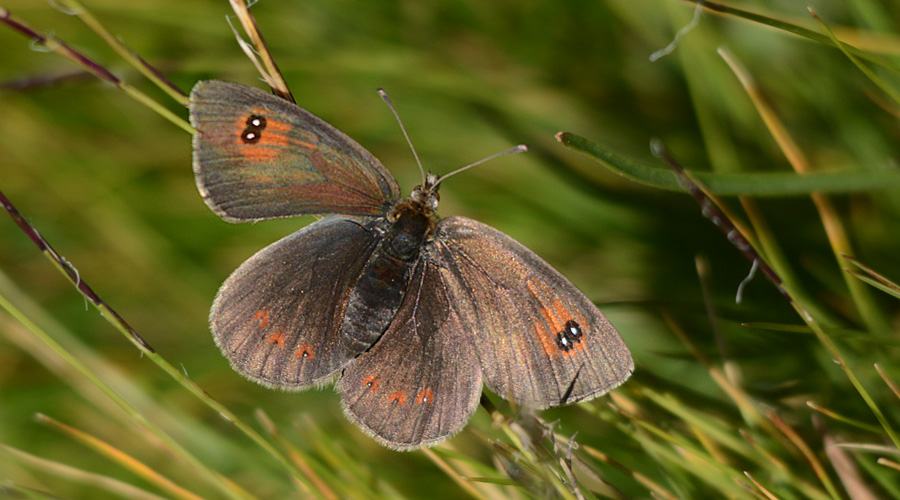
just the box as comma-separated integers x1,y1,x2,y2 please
2,0,900,498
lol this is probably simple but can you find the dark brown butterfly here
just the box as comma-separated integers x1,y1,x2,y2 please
190,80,633,450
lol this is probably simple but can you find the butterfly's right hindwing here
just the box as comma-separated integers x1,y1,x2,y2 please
340,258,483,450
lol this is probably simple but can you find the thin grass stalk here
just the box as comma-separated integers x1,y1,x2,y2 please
55,0,188,104
0,6,193,133
0,294,254,500
36,414,206,500
717,45,888,334
1,444,170,500
0,189,327,498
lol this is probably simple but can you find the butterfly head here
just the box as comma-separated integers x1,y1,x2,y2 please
406,172,441,213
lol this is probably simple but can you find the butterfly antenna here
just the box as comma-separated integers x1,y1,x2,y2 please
378,88,426,185
434,144,529,188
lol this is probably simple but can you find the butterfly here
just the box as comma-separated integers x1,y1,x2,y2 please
189,80,633,450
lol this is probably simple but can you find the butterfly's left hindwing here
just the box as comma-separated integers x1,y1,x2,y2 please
429,216,633,409
211,216,381,389
190,81,400,222
339,258,483,450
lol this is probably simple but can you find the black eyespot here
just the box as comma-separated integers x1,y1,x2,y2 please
241,114,267,144
246,115,266,128
565,320,583,341
556,332,574,351
555,320,584,352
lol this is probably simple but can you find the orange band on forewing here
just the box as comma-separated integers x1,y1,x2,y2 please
234,110,315,162
527,279,585,356
527,279,561,357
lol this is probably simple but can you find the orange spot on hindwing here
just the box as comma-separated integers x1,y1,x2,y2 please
254,310,270,329
389,392,407,406
268,332,285,346
416,389,435,405
294,344,314,359
363,375,379,391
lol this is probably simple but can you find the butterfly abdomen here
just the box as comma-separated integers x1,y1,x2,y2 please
341,199,439,356
341,245,416,356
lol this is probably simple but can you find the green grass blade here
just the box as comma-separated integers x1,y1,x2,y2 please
555,133,900,196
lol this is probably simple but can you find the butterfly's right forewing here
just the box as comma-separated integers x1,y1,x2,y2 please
430,216,633,409
211,216,381,389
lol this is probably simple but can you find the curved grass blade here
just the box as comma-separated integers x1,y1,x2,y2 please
717,46,889,334
650,142,900,460
843,255,900,300
555,132,900,196
36,414,206,500
806,403,884,434
808,9,900,108
1,444,169,500
0,6,192,134
54,0,188,105
676,0,899,69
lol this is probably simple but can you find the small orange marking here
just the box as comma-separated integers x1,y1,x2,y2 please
363,375,378,391
254,310,270,329
294,344,314,359
389,392,407,405
268,332,285,346
416,389,434,405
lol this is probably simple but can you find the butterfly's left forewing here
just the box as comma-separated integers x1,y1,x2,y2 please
190,81,400,222
430,216,633,409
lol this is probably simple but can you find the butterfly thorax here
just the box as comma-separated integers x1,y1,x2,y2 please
384,172,441,258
